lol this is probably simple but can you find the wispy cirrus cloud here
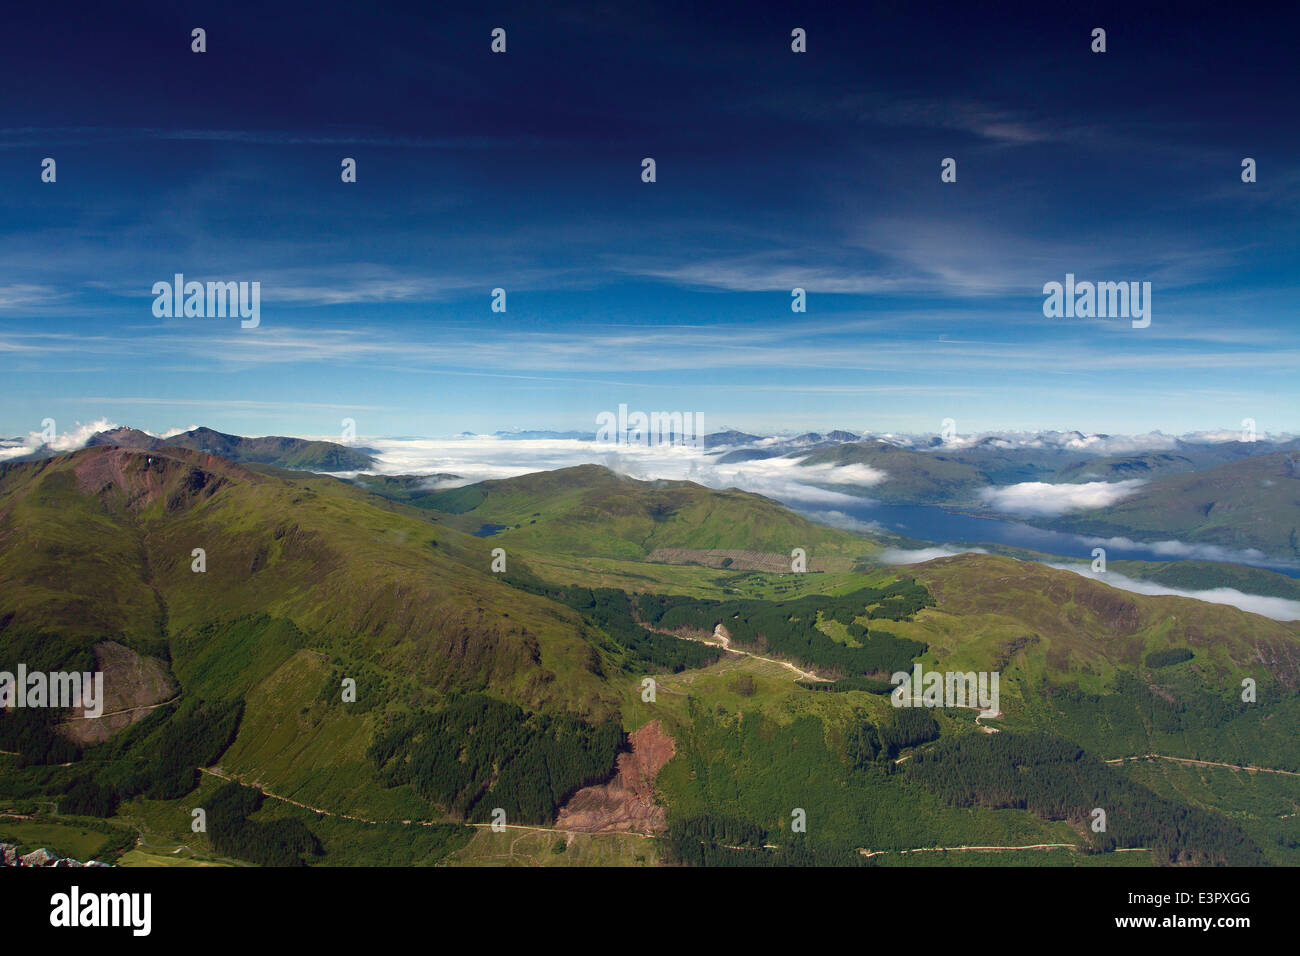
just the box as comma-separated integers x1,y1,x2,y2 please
613,252,914,294
6,315,1300,386
0,284,66,312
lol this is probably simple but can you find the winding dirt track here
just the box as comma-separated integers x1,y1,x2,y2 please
672,623,831,682
197,767,653,838
859,843,1078,857
57,693,182,723
200,767,403,825
186,750,1298,862
855,753,1300,857
180,769,1175,861
1105,754,1300,777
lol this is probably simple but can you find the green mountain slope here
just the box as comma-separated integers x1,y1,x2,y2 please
902,553,1300,688
3,446,1298,867
413,463,884,562
1109,560,1300,601
1046,452,1300,560
798,441,990,503
0,445,616,714
1050,452,1199,482
0,444,645,834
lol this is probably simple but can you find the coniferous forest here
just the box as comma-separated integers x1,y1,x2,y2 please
367,693,623,823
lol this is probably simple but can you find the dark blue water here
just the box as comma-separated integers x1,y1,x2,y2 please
472,523,509,537
785,498,1300,578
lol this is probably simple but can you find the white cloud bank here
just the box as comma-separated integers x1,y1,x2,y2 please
978,479,1146,516
0,420,212,462
1079,534,1277,567
794,510,888,534
352,435,887,507
0,418,118,462
879,545,989,564
798,462,889,486
886,429,1294,455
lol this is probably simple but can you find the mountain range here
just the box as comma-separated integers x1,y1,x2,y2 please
5,426,375,472
2,428,1298,868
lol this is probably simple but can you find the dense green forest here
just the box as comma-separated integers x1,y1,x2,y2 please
367,693,622,823
0,630,97,766
659,697,978,866
0,627,246,819
662,696,1269,867
663,814,867,867
1034,670,1300,771
60,698,244,816
504,569,723,672
207,781,322,866
0,707,80,767
798,676,896,694
640,580,931,678
505,566,930,679
905,732,1264,865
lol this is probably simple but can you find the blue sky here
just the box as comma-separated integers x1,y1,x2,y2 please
1,1,1297,441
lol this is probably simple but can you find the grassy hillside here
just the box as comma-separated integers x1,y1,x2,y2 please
0,445,652,839
1051,452,1199,482
799,441,990,504
0,446,617,715
3,447,1298,867
1109,559,1300,600
413,464,884,562
884,554,1300,772
644,552,1300,866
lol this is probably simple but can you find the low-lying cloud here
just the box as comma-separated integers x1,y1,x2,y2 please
797,462,889,486
978,479,1146,516
1078,534,1286,569
794,510,888,534
0,417,118,462
879,545,988,564
351,435,885,507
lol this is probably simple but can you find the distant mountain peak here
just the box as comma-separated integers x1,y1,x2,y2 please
703,429,764,448
86,426,161,450
82,425,375,472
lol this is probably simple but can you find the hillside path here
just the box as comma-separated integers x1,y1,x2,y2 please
197,767,653,838
671,623,831,682
1105,754,1300,777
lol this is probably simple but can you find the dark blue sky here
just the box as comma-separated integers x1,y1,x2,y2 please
1,1,1296,442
